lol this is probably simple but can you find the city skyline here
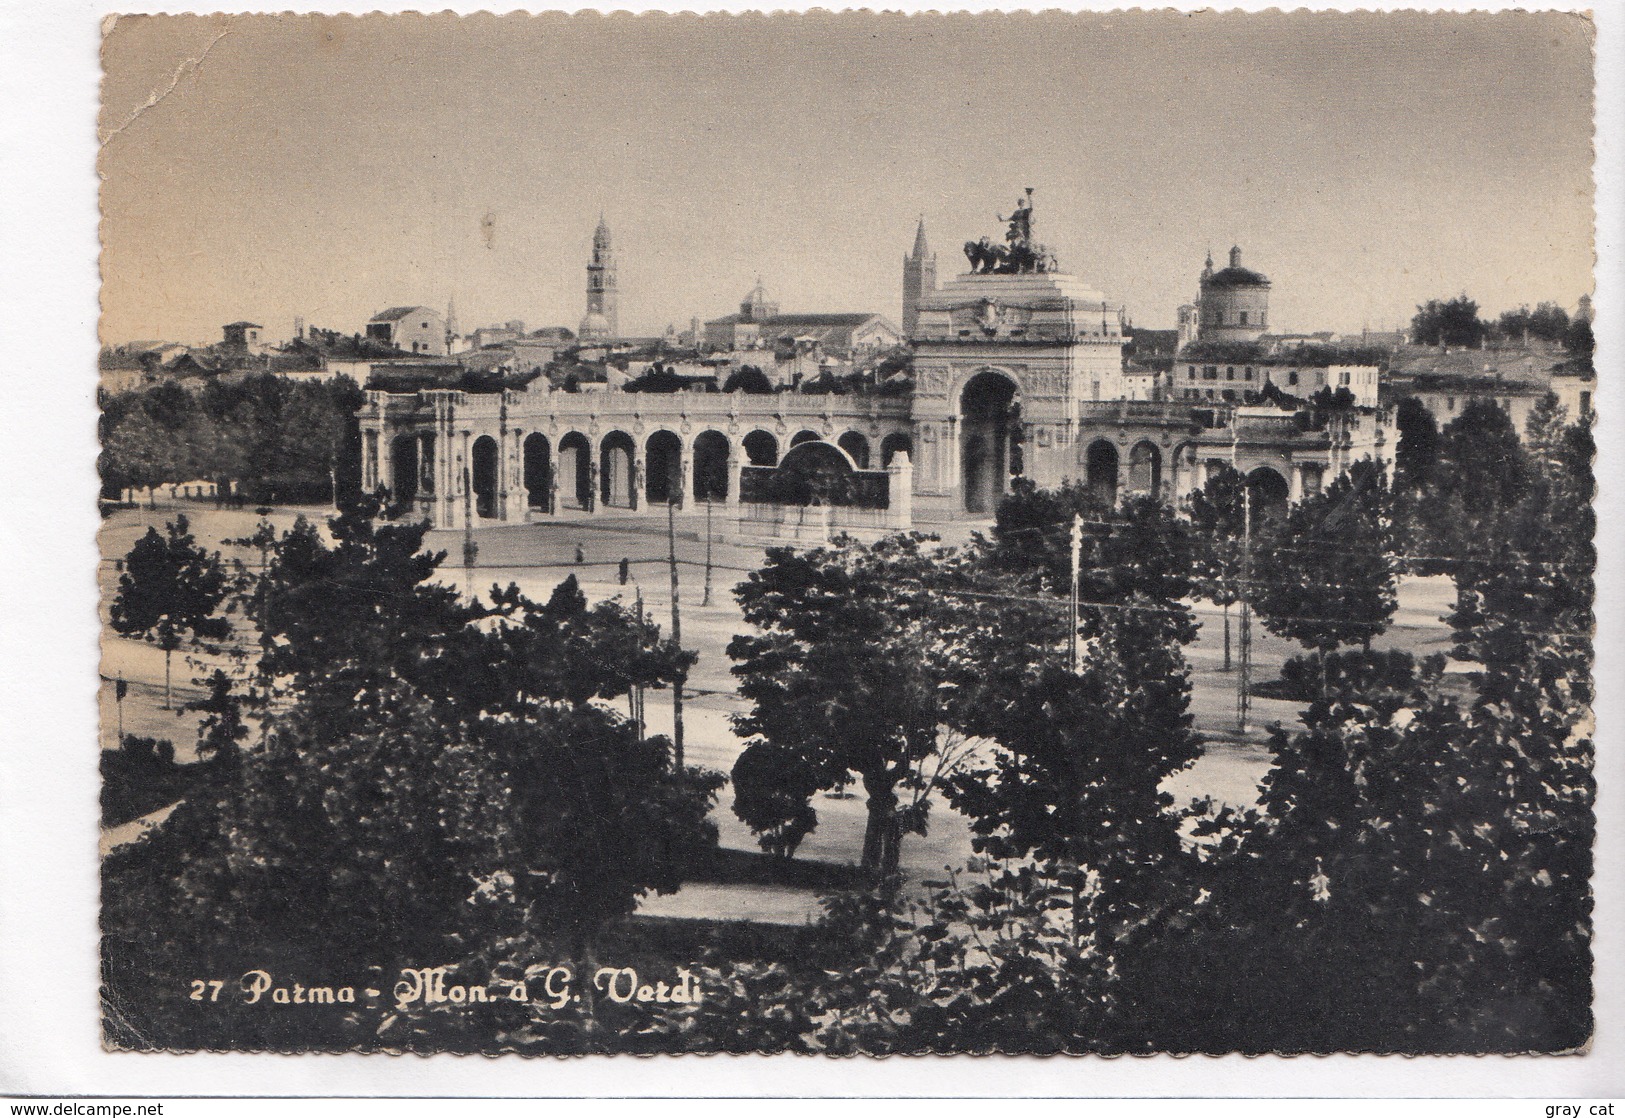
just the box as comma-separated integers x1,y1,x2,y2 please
99,11,1595,346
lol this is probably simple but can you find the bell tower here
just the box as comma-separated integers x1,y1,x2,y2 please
580,215,619,340
902,216,937,339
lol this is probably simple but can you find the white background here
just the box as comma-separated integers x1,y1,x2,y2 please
1,0,1621,1100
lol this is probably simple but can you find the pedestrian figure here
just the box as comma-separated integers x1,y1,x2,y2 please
618,557,630,585
575,544,585,565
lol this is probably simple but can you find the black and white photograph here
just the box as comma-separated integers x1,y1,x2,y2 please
69,4,1606,1066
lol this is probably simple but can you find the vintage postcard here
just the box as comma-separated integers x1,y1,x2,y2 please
93,9,1598,1058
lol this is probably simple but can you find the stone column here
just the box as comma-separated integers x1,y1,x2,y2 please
1288,461,1304,503
886,451,914,530
678,452,693,510
380,433,394,501
725,446,743,511
632,448,645,512
362,429,379,492
510,430,529,517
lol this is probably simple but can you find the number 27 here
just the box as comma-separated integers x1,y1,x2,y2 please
189,979,224,1002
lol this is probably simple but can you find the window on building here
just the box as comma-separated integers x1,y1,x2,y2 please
1581,391,1592,416
1188,367,1196,380
1447,397,1455,411
1205,389,1215,400
1288,371,1299,386
1239,311,1249,325
1222,389,1236,402
1245,367,1254,380
1204,366,1218,380
1226,367,1235,380
1340,371,1351,386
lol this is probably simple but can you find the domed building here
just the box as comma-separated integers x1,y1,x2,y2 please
1183,246,1270,345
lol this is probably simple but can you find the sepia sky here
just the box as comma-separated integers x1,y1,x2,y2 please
98,10,1596,346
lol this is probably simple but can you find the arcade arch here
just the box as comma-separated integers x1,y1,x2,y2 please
743,430,779,467
692,430,730,502
1085,439,1119,506
390,434,418,504
837,431,871,470
646,430,683,505
1127,441,1161,497
880,433,913,466
557,432,593,510
960,370,1018,515
471,435,499,519
600,431,636,508
523,434,551,510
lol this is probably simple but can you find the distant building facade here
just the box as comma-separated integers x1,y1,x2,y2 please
367,306,448,356
222,321,266,355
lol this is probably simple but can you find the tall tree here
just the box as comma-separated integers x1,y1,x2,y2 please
1250,460,1398,681
1411,295,1489,348
1187,464,1248,669
1393,395,1440,491
110,515,232,709
728,534,969,878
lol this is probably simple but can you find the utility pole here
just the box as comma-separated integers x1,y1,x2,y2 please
666,497,685,769
702,498,714,607
1237,482,1253,735
631,585,646,741
462,466,477,597
1069,513,1082,673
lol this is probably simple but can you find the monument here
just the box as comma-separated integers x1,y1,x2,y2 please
910,190,1129,517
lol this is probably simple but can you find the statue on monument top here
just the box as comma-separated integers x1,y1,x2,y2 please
1000,190,1034,246
964,187,1057,275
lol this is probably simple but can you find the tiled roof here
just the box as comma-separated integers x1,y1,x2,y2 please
370,306,434,323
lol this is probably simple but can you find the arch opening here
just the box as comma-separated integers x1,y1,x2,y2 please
960,370,1018,515
837,431,871,470
390,434,419,506
790,429,821,448
743,430,779,467
1128,441,1162,497
471,435,499,519
1245,466,1289,525
645,431,683,506
1086,440,1119,506
523,434,551,510
880,433,913,467
600,431,636,509
692,431,730,502
558,432,593,510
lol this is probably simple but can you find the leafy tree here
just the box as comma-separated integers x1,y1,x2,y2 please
1437,398,1532,518
728,534,969,877
1393,395,1440,490
947,598,1200,940
1562,315,1594,374
110,515,231,708
1250,460,1398,682
722,365,774,394
1496,301,1569,343
1187,464,1248,668
728,741,822,859
99,418,174,505
989,480,1194,607
1411,295,1489,348
106,500,722,984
